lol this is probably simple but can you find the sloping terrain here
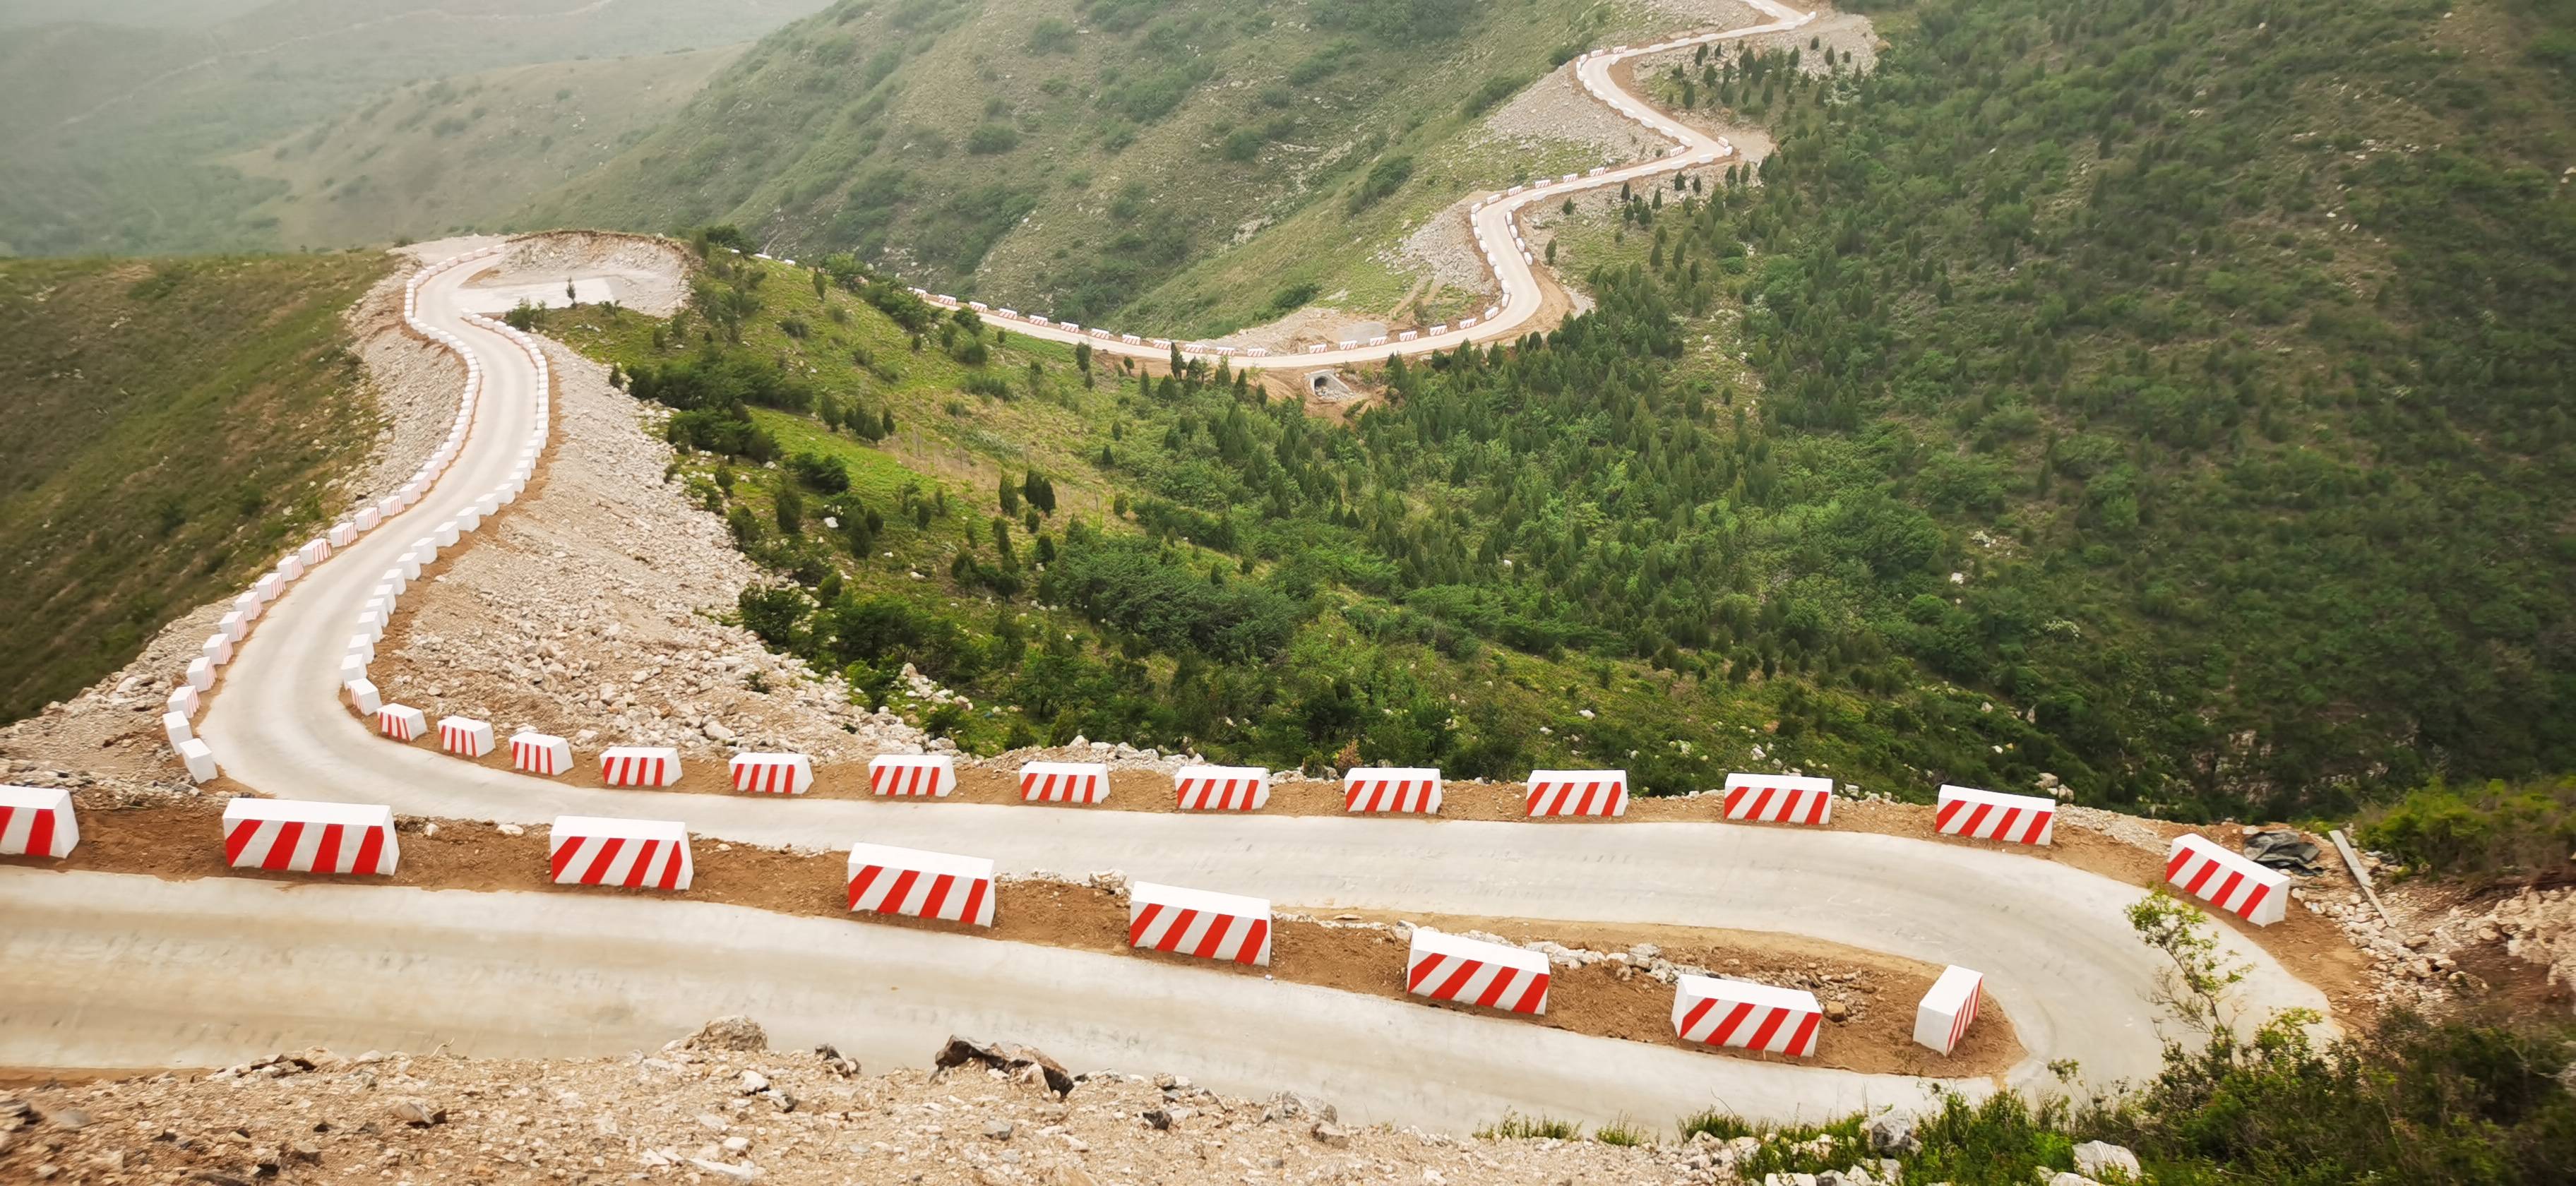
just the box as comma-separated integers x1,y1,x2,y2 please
0,252,393,721
0,0,828,256
516,0,1724,333
229,47,744,250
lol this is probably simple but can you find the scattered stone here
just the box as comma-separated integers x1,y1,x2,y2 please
1311,1121,1351,1148
389,1098,444,1127
1863,1111,1920,1157
684,1016,767,1053
2072,1140,2141,1181
983,1120,1015,1141
1141,1110,1173,1131
932,1036,1074,1097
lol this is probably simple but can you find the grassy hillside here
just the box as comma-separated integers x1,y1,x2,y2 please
229,47,743,250
0,251,393,721
547,0,2573,821
518,0,1683,333
0,0,828,256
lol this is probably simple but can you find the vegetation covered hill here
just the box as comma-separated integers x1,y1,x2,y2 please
517,0,1673,333
228,47,744,250
547,0,2573,821
0,251,392,721
0,0,825,256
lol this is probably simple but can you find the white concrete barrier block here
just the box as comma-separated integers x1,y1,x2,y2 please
201,634,232,667
1344,767,1443,814
0,785,78,858
222,799,398,875
847,842,995,926
867,754,955,797
254,573,282,604
511,732,573,776
1018,760,1109,803
1525,769,1628,817
473,493,499,518
1407,927,1550,1014
549,815,692,890
343,678,381,716
396,551,424,580
2166,833,2290,926
232,592,263,624
345,635,374,665
185,658,214,691
730,753,813,796
1722,772,1835,826
178,738,219,784
1913,964,1984,1055
338,654,367,686
299,539,331,568
439,715,495,757
167,684,199,718
600,745,683,787
355,506,381,532
1674,975,1823,1058
453,506,481,534
275,554,304,584
160,709,193,749
378,705,427,741
1128,881,1271,966
434,521,460,547
217,611,247,643
1933,784,2056,846
328,522,356,549
1174,765,1268,811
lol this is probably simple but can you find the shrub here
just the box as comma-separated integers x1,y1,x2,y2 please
1474,1112,1580,1141
2356,778,2576,876
787,452,850,494
966,124,1021,155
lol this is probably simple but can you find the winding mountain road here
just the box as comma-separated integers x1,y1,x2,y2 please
0,0,2338,1131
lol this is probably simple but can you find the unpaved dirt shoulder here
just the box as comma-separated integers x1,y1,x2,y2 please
4,797,2020,1079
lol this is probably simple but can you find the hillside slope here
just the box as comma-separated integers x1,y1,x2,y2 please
542,0,2572,820
0,252,393,721
516,0,1716,332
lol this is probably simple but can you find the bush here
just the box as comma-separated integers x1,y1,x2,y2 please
966,124,1021,155
1347,155,1414,213
1474,1112,1580,1141
1462,73,1522,116
787,452,850,494
2356,778,2576,876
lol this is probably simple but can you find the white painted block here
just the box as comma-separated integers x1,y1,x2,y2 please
178,738,219,784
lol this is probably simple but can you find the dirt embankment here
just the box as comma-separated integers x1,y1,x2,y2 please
3,797,2020,1080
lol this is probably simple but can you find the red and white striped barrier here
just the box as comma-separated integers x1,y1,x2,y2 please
0,786,78,858
846,841,995,927
1019,760,1109,804
1912,964,1983,1055
438,715,494,757
548,815,692,890
1128,881,1272,966
731,752,813,795
378,705,427,741
1933,784,2055,846
221,799,398,875
1525,769,1628,817
868,753,955,797
1344,767,1443,814
1175,764,1268,811
1407,927,1551,1015
1673,975,1823,1058
2165,833,2289,926
601,745,681,787
511,732,573,776
1722,772,1834,826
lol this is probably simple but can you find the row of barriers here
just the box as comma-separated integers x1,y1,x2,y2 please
160,244,540,789
0,784,2003,1058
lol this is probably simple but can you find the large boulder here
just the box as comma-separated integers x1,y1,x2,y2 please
1864,1110,1921,1157
2073,1140,2142,1182
683,1017,768,1053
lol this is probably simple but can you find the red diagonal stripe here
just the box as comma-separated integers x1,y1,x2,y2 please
548,837,581,880
1473,967,1518,1008
1935,798,1963,829
657,843,686,890
1431,957,1484,1002
2211,870,2246,909
579,837,624,885
1709,1001,1758,1046
1784,1010,1823,1058
1744,1006,1791,1053
2183,857,2221,896
1510,971,1549,1014
1802,789,1830,825
881,869,922,916
353,825,386,875
1155,909,1200,954
848,863,883,911
1993,807,2022,841
261,822,305,871
312,824,344,874
1749,787,1778,821
1235,918,1268,964
872,765,890,793
2165,847,2193,880
27,808,55,858
1127,902,1164,947
958,877,989,926
921,873,956,920
622,840,660,887
1723,786,1747,817
1407,955,1446,992
2240,882,2271,918
2022,810,2053,844
1678,996,1718,1038
1960,803,1993,838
